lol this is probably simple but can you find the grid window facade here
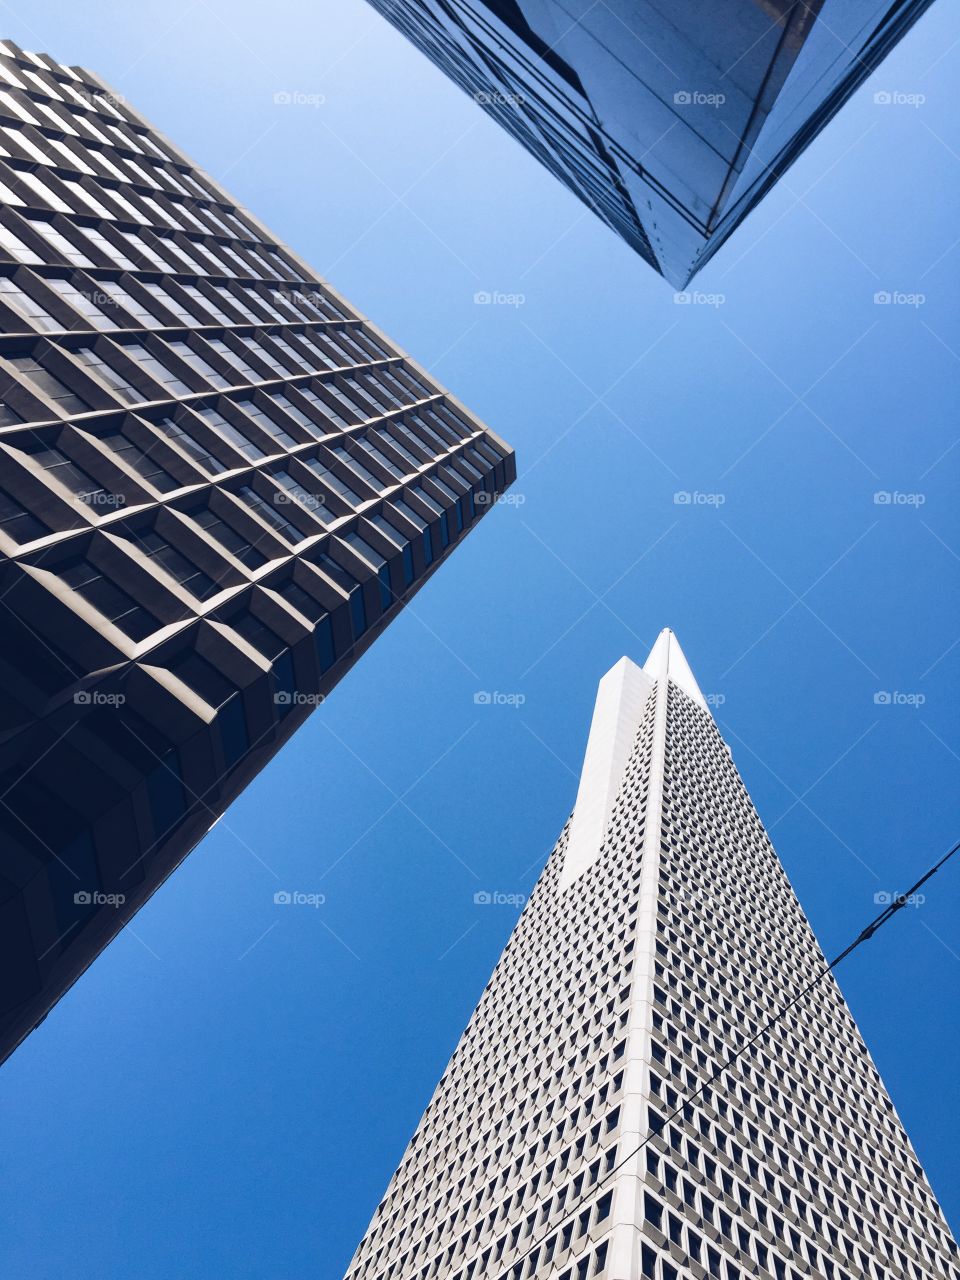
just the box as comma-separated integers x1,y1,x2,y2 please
344,639,958,1279
0,39,515,1066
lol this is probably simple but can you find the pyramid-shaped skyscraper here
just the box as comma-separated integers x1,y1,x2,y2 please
345,631,958,1280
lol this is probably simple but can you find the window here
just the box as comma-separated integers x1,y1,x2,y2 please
153,414,228,474
0,223,42,264
342,530,391,610
120,341,192,397
9,353,90,415
235,483,305,543
97,427,180,492
167,339,231,388
186,501,267,568
57,553,159,640
0,483,49,543
0,276,58,330
73,345,140,402
44,277,114,330
232,398,298,449
221,604,286,659
194,404,266,460
369,514,414,586
131,527,223,600
266,467,331,524
300,456,361,505
17,438,113,506
313,552,366,639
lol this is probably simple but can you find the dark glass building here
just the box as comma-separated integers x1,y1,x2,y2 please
364,0,935,285
0,39,515,1065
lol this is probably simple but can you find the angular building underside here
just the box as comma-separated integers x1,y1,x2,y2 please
364,0,936,285
345,633,958,1280
0,39,515,1065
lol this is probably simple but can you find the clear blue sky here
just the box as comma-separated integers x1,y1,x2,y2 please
0,2,958,1276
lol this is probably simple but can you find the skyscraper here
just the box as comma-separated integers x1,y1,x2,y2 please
0,39,515,1066
363,0,935,286
345,633,959,1280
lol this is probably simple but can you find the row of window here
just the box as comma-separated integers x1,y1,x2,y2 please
0,268,355,335
353,713,660,1276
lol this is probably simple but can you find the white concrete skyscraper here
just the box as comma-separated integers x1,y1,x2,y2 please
345,631,958,1280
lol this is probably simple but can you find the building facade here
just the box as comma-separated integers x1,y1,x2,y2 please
0,40,515,1065
345,633,958,1280
364,0,936,285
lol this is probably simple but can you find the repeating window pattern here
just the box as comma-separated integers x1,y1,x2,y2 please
345,654,958,1279
345,691,659,1280
0,39,515,1066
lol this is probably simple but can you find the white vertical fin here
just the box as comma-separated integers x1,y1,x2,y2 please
559,633,709,892
559,657,654,891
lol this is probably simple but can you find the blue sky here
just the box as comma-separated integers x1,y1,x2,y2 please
0,2,958,1276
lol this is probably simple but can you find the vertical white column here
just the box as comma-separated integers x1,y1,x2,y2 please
606,647,672,1279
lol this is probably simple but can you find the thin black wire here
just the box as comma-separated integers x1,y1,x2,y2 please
505,836,960,1276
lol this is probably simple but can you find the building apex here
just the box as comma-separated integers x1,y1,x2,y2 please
640,628,708,710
